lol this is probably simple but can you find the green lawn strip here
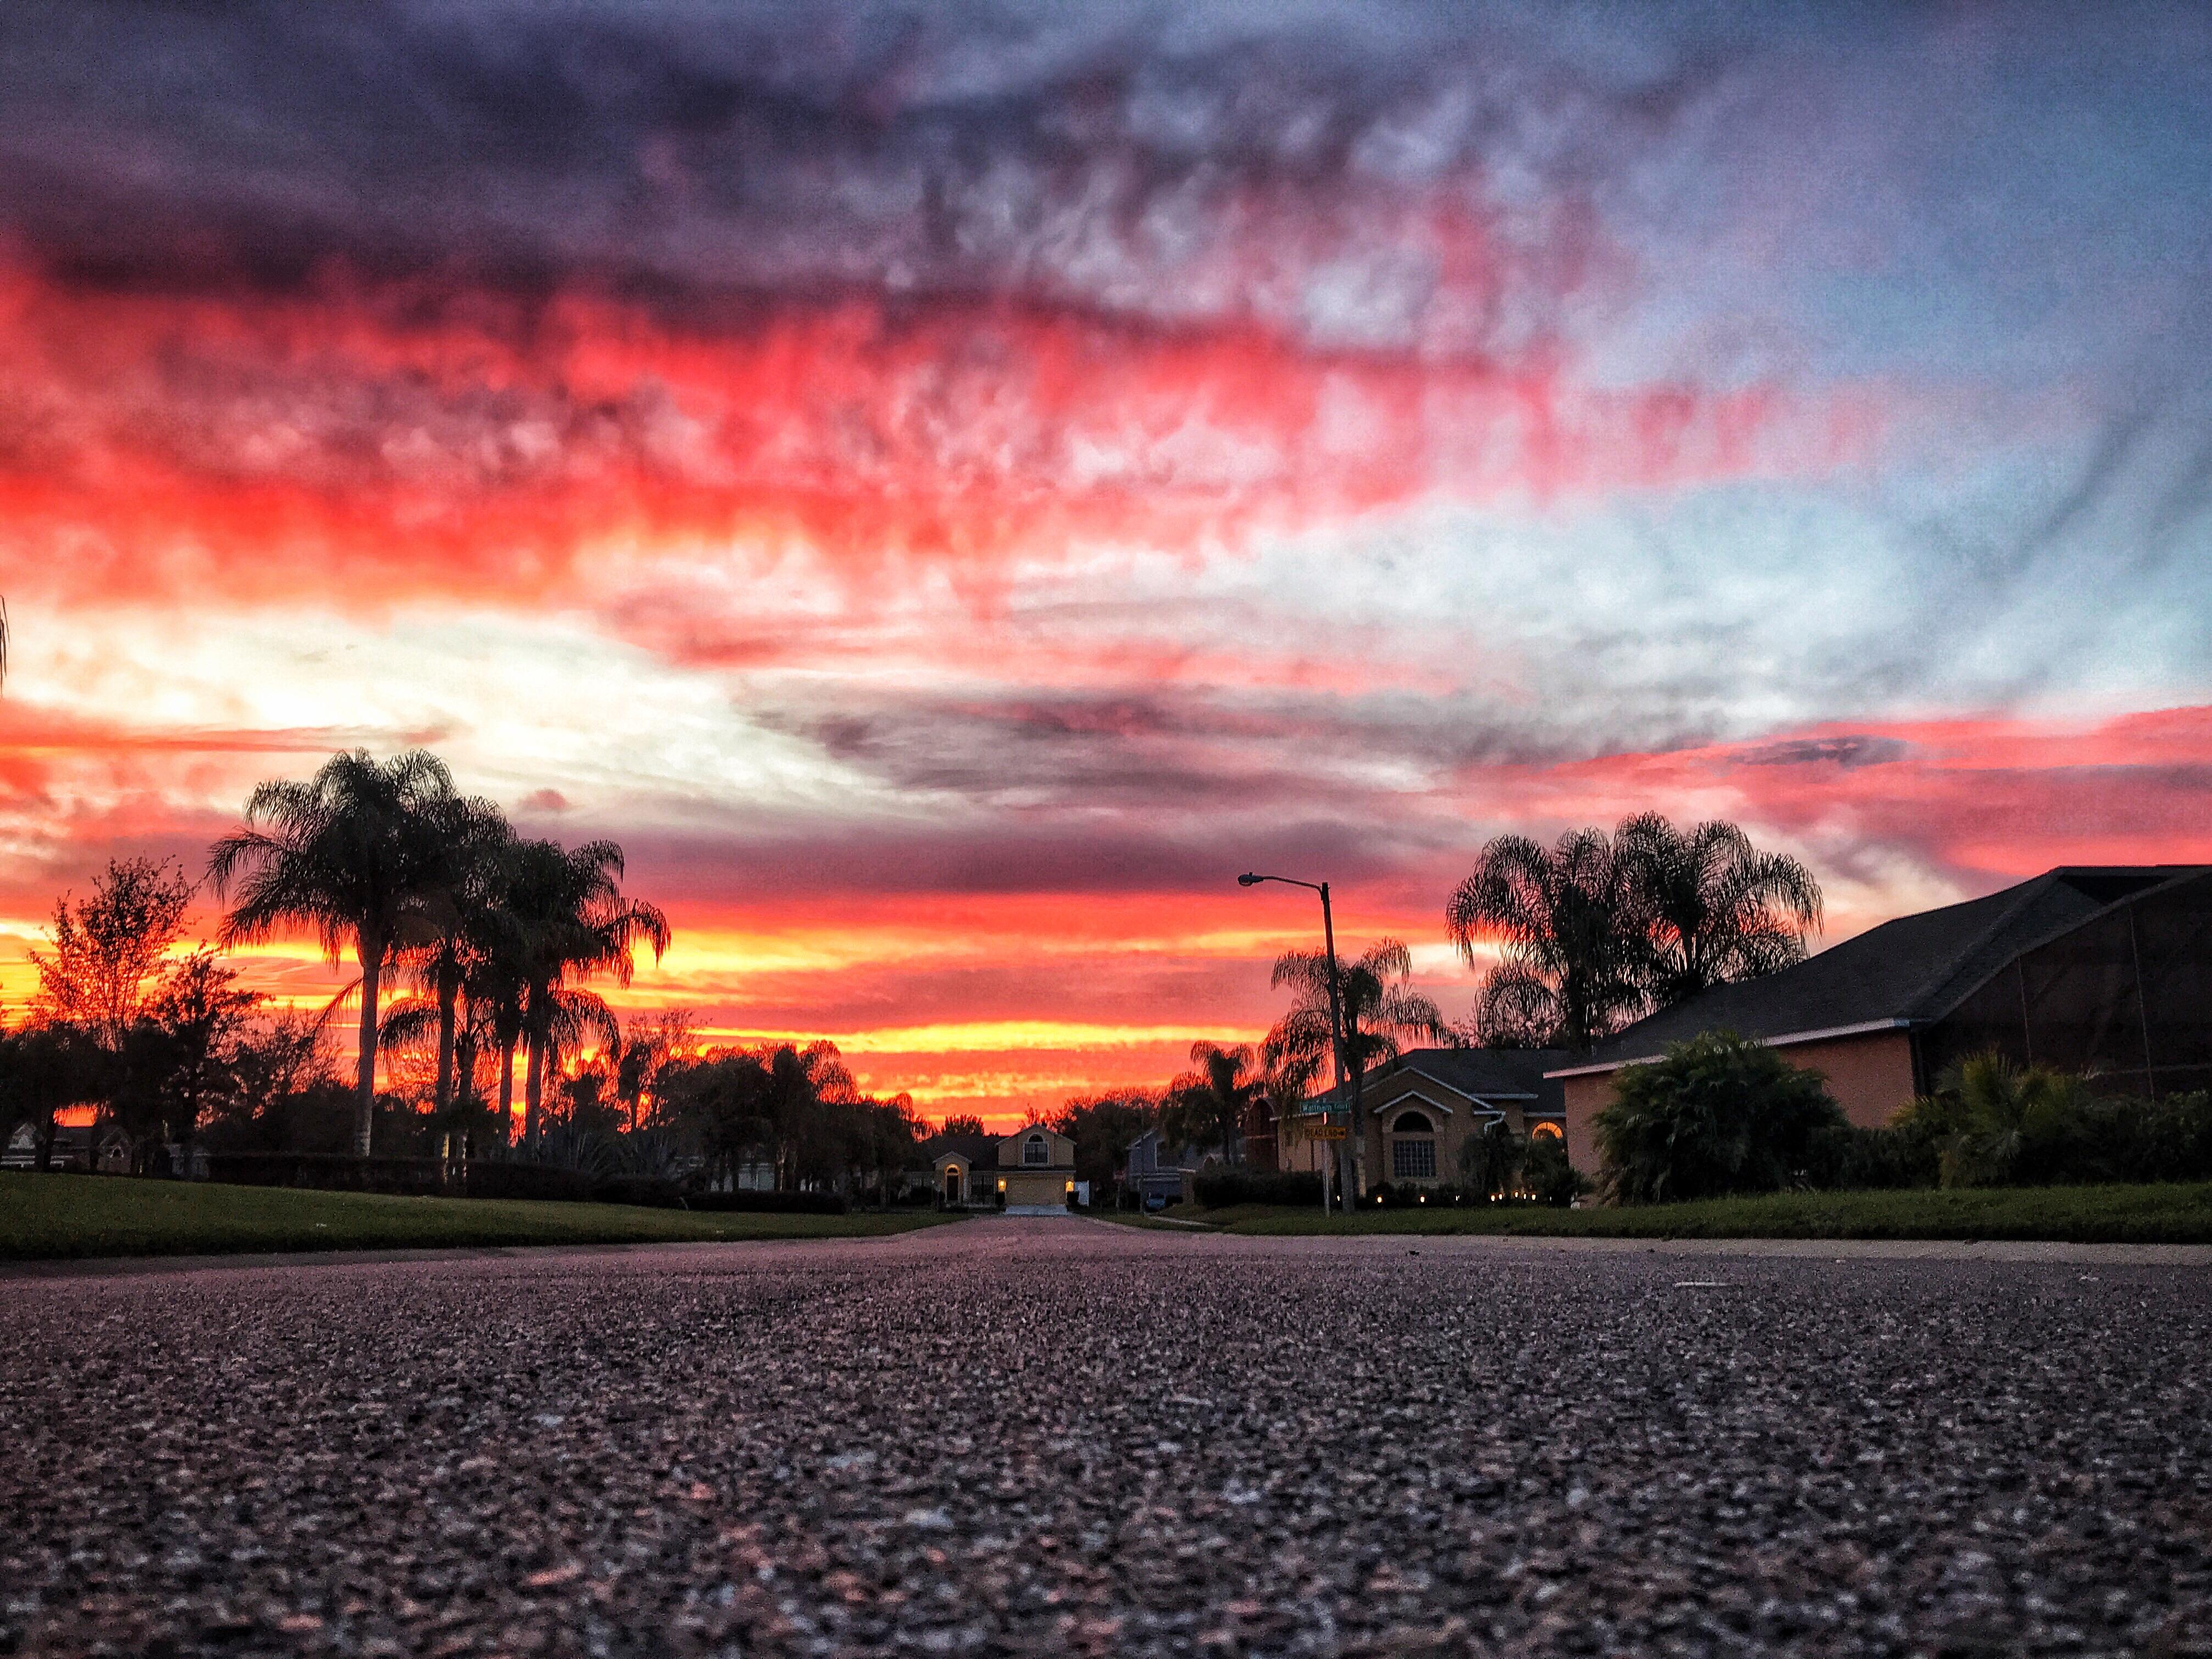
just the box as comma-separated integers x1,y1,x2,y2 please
0,1173,960,1262
1085,1209,1220,1231
1180,1183,2212,1243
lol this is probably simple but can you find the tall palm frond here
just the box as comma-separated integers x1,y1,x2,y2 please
1447,827,1647,1053
1161,1040,1260,1163
1615,813,1822,1006
207,749,459,1155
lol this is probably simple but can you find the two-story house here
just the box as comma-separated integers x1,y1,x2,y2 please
928,1121,1078,1214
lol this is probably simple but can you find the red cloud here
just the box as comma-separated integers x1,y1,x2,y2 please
0,259,1876,618
1464,706,2212,890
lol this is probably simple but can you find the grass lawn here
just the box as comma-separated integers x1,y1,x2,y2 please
1108,1183,2212,1244
0,1172,961,1262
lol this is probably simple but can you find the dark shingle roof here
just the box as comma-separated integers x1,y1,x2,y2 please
1313,1048,1570,1116
923,1133,999,1170
1573,866,2208,1068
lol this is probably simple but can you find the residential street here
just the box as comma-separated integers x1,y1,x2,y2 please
3,1219,2208,1657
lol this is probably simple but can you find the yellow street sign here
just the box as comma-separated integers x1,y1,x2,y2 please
1309,1125,1348,1141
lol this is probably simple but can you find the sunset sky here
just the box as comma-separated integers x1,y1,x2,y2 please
4,2,2211,1124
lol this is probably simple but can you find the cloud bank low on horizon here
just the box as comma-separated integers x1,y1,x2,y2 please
2,0,2210,1118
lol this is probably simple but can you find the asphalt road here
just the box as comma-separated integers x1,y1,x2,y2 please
3,1220,2208,1657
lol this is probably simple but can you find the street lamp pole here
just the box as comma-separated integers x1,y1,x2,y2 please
1240,872,1352,1211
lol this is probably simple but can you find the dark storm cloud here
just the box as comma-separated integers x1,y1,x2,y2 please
753,681,1688,811
1737,735,1911,770
611,809,1410,901
0,0,1711,347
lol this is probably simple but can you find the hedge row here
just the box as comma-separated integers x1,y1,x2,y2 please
203,1152,451,1195
1193,1171,1325,1207
199,1153,848,1212
684,1190,849,1215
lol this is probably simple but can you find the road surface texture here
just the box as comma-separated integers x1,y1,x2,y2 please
3,1220,2208,1658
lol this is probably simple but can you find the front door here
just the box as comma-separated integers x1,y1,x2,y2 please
944,1167,963,1205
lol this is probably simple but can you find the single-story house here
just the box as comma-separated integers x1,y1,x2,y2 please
1123,1129,1233,1205
2,1121,134,1173
1550,864,2212,1171
929,1122,1079,1215
1281,1048,1570,1187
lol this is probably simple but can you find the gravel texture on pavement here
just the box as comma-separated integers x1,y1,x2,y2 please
3,1217,2208,1658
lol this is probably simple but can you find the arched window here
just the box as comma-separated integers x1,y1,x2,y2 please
1391,1110,1436,1178
1024,1132,1048,1166
1530,1121,1564,1141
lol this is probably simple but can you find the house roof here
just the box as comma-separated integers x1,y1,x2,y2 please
1125,1127,1222,1172
1562,865,2211,1073
924,1133,1000,1171
1307,1048,1570,1116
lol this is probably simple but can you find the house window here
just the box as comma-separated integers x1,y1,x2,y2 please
1392,1138,1436,1178
1024,1133,1048,1166
1391,1111,1436,1180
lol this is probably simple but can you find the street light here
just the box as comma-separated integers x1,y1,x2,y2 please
1238,872,1353,1211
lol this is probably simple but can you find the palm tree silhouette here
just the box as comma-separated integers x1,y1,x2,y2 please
1267,939,1448,1198
1615,812,1822,1006
1446,828,1646,1053
503,839,670,1148
400,797,515,1124
1449,816,1823,1052
1162,1041,1261,1165
210,751,459,1156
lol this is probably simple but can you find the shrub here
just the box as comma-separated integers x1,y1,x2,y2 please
1521,1133,1586,1206
592,1174,686,1209
1459,1119,1524,1199
1193,1171,1325,1207
1803,1121,1937,1190
1890,1056,2212,1189
203,1152,450,1195
462,1161,599,1203
1595,1030,1847,1203
684,1189,848,1215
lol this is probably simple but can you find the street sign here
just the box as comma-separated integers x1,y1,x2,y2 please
1309,1125,1348,1141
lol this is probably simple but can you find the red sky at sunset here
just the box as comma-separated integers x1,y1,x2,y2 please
5,3,2212,1124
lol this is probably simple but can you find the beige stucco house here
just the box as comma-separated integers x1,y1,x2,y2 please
1282,1049,1568,1189
930,1122,1077,1214
1550,865,2212,1173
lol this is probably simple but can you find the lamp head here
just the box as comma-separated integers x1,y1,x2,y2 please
1237,872,1261,887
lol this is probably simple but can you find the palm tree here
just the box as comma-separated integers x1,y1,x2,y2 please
1260,1046,1324,1169
1266,939,1448,1200
1161,1041,1261,1165
1615,812,1822,1007
208,750,457,1155
395,797,514,1123
1446,827,1646,1054
503,838,670,1148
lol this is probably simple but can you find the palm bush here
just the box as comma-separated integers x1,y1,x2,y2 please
1595,1030,1846,1203
1892,1054,2212,1188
